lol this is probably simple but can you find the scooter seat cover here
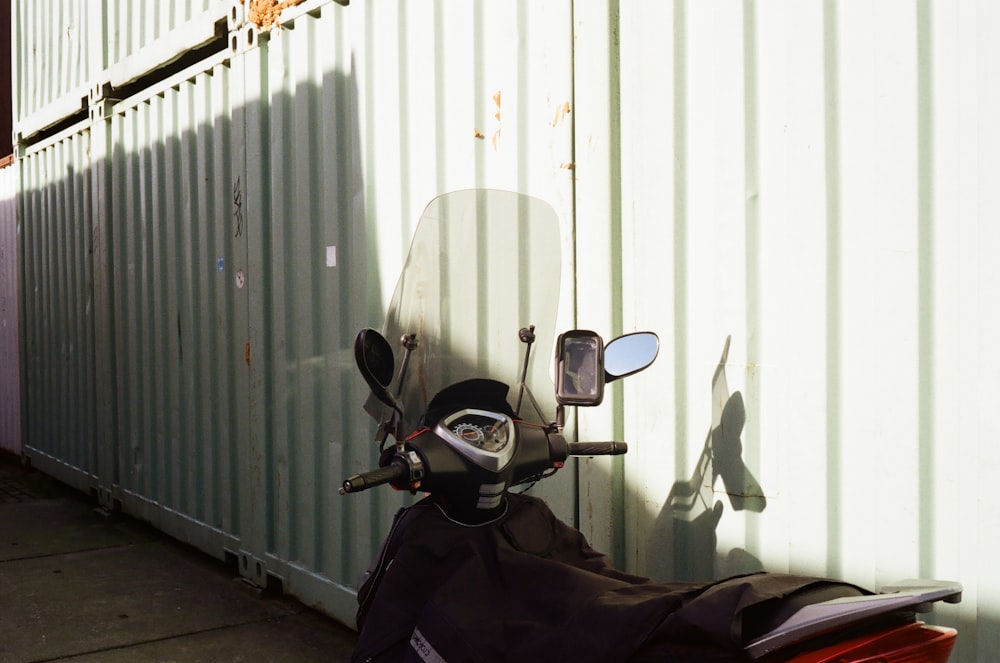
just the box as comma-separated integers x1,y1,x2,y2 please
352,493,861,662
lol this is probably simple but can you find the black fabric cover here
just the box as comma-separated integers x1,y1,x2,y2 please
352,492,864,662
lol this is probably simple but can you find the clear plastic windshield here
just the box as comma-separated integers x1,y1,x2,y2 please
368,189,562,436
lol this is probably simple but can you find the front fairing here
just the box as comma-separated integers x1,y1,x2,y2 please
367,189,562,436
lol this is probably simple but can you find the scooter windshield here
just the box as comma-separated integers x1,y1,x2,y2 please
370,189,562,436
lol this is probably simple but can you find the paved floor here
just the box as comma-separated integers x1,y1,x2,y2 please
0,453,358,662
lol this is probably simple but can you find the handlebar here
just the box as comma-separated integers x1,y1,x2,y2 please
566,441,628,456
340,461,406,494
340,436,628,498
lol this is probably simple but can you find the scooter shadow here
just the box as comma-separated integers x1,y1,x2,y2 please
651,337,769,582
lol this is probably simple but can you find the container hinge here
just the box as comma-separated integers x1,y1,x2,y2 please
238,549,269,587
230,24,263,55
88,82,119,122
228,0,246,31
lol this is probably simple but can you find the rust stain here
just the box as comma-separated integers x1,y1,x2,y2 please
245,341,251,366
243,0,305,31
551,101,571,127
491,90,502,150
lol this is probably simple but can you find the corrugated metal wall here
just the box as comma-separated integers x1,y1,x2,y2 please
11,0,577,630
12,0,229,141
105,0,224,67
17,124,100,489
12,0,97,136
10,0,1000,659
576,1,999,660
104,51,245,554
0,162,19,455
234,0,577,618
237,11,373,612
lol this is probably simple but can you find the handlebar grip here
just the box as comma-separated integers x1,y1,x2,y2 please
567,441,628,456
340,462,406,494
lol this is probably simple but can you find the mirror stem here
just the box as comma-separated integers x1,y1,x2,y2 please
392,334,418,451
514,326,535,416
375,418,393,448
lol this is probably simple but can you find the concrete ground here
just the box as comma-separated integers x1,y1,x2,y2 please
0,452,358,662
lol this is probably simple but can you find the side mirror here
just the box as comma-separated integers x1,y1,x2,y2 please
555,330,605,406
354,328,400,411
604,331,659,382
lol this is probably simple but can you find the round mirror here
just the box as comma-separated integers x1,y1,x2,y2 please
604,332,659,381
354,329,397,407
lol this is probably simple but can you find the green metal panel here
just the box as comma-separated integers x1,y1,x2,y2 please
12,0,230,141
237,9,374,618
13,0,575,631
103,50,247,555
17,123,99,490
12,0,98,137
235,0,576,623
579,2,1000,660
102,0,231,95
105,0,225,66
0,164,21,456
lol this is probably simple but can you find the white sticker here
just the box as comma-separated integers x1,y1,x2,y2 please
326,245,337,267
235,270,246,289
410,627,447,663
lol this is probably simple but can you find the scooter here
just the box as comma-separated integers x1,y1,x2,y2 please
340,189,961,662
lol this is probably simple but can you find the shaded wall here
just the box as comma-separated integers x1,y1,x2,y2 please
0,162,18,455
13,0,575,628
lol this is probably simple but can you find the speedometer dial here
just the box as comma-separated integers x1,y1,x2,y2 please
453,422,486,446
436,409,517,473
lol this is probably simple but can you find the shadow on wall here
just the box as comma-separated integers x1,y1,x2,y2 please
0,163,19,456
629,334,976,656
644,336,768,583
18,57,393,595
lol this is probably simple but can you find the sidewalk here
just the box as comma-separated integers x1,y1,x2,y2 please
0,453,358,662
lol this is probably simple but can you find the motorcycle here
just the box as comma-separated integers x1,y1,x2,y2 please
340,189,961,662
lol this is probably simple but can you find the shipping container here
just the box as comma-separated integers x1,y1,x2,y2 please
102,49,247,556
0,161,20,455
11,0,230,142
1,2,13,157
17,122,99,490
11,0,97,139
235,0,577,619
602,2,999,659
11,0,1000,658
